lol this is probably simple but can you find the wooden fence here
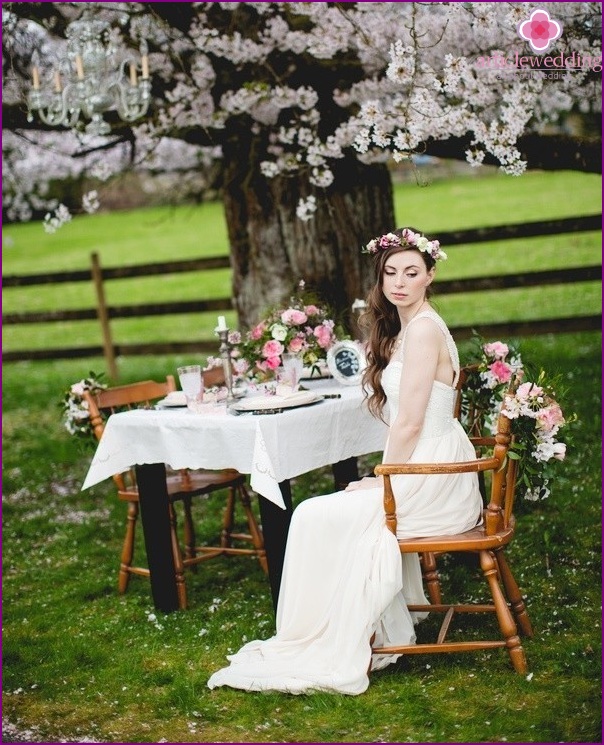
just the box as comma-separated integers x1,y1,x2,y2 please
3,214,601,377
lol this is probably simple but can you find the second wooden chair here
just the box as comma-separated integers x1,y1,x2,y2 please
82,374,267,609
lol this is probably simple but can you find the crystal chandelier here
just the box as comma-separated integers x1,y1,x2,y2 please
27,12,151,136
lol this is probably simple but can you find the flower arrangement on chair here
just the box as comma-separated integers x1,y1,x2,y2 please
61,371,107,442
463,337,572,502
208,282,346,381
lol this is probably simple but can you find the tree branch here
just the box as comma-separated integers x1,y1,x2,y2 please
425,133,602,174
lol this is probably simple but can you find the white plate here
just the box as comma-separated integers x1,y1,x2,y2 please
230,391,323,413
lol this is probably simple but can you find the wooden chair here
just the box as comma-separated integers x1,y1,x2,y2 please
372,389,534,673
82,374,267,609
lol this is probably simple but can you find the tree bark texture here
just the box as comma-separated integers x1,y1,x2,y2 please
222,125,394,330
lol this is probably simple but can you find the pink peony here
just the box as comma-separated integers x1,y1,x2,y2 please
483,341,509,360
304,304,319,316
489,360,512,383
262,339,284,359
265,355,281,370
281,308,308,325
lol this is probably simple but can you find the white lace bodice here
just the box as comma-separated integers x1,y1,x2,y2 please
381,310,459,438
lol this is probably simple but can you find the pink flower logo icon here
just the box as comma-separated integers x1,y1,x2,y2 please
517,8,563,53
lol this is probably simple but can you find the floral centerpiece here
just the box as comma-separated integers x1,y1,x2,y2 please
208,282,345,381
463,337,571,502
61,372,106,442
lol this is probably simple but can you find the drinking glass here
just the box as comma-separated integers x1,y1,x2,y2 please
280,352,304,391
177,365,204,412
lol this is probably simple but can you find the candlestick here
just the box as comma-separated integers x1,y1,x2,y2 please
129,63,138,86
216,327,236,405
217,315,227,331
75,54,84,80
32,66,40,90
141,54,149,79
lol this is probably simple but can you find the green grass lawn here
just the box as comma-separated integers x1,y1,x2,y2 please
2,168,602,743
2,333,601,743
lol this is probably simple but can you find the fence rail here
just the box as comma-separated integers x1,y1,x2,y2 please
3,214,601,374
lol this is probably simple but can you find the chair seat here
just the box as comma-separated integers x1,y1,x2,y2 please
117,468,245,502
398,515,516,553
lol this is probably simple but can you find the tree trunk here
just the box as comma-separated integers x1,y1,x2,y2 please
222,126,395,331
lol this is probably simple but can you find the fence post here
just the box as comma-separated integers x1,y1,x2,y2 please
91,252,118,381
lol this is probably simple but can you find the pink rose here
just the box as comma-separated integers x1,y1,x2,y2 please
250,322,267,340
262,340,284,358
288,336,305,353
489,360,512,384
537,404,565,432
304,304,319,316
265,355,281,370
313,324,333,349
483,341,509,360
281,308,308,325
517,382,543,399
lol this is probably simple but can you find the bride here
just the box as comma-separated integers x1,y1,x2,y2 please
207,228,483,695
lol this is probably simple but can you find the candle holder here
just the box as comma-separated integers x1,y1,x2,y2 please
216,327,236,405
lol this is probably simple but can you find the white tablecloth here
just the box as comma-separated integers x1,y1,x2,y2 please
81,379,387,509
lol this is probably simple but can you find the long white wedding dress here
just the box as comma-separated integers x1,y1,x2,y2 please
207,310,482,695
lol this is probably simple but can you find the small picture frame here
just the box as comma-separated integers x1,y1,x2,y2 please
326,341,366,385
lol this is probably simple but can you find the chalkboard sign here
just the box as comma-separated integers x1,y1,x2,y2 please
326,341,366,385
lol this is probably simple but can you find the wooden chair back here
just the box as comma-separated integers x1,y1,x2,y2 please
82,376,176,493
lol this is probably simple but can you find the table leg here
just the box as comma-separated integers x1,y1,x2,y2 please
332,457,359,490
258,480,293,613
135,464,180,613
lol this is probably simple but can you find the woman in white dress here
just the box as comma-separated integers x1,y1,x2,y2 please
207,228,483,695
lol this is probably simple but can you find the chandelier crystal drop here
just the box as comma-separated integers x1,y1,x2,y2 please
27,13,151,136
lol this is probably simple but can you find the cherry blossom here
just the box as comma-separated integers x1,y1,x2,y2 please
2,2,601,227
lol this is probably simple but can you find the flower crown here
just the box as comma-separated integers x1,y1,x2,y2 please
363,229,447,262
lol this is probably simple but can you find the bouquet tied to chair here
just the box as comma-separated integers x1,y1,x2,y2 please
462,336,573,502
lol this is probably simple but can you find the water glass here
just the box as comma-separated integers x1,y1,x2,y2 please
177,365,204,412
280,352,304,391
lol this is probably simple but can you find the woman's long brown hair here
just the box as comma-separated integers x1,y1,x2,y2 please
360,229,436,421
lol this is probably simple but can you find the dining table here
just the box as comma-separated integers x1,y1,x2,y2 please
81,376,388,613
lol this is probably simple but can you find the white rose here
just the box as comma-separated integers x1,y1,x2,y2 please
271,324,288,342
